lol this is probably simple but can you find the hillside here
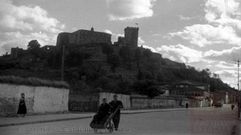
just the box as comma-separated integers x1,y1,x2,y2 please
0,40,234,97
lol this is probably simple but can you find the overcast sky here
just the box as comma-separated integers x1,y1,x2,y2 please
1,0,241,88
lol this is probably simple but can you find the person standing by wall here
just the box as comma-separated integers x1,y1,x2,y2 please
185,103,189,108
17,93,27,117
109,94,123,131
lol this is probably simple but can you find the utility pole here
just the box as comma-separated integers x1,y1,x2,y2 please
238,60,240,91
236,59,240,118
61,44,65,81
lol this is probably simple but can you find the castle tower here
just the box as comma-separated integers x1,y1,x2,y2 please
124,27,139,47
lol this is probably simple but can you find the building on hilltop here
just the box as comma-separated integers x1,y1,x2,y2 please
114,27,139,48
57,26,139,49
56,27,112,47
11,47,25,58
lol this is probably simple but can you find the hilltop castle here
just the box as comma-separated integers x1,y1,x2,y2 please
56,27,139,48
10,27,139,59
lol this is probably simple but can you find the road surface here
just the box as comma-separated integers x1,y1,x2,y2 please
0,107,239,135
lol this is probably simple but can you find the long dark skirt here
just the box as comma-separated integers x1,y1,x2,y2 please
17,100,27,114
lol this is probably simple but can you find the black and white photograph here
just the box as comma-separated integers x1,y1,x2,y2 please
0,0,240,134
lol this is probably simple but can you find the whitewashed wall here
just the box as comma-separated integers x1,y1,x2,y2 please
98,92,208,110
0,83,69,116
33,86,69,113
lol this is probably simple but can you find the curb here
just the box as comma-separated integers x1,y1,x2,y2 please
0,116,92,127
0,108,186,127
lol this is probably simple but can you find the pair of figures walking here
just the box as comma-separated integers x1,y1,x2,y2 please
93,95,123,131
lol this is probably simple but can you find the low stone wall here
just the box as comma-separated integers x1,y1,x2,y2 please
130,95,189,109
99,93,191,109
69,92,131,111
68,94,99,112
0,83,69,116
68,92,209,112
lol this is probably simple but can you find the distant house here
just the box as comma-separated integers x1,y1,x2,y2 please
170,80,210,98
211,89,239,104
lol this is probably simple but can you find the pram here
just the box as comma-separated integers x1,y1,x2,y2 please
90,106,120,133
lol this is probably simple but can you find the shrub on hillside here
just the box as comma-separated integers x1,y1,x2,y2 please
0,76,69,89
132,80,163,98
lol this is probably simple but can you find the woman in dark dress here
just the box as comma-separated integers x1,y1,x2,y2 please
90,98,111,127
17,93,27,117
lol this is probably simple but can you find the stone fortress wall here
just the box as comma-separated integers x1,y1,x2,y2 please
57,28,111,47
56,27,139,48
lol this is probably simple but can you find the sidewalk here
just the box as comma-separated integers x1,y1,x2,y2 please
0,108,186,127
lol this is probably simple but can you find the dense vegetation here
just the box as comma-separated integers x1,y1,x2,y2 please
0,40,234,97
0,76,69,89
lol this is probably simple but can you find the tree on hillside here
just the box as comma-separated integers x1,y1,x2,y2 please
137,69,143,80
68,80,91,94
27,40,41,50
107,54,120,72
134,48,142,69
133,80,163,98
94,76,117,92
143,49,152,58
47,51,61,68
144,56,161,77
157,72,165,82
26,40,43,60
119,46,132,69
101,44,113,55
81,62,106,81
116,80,130,94
137,69,154,80
65,51,90,67
201,68,211,77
